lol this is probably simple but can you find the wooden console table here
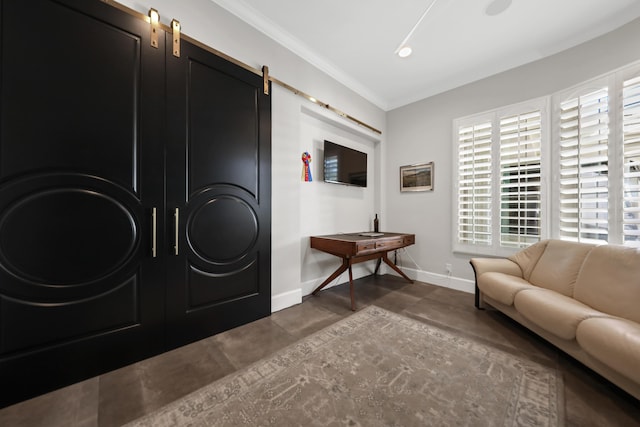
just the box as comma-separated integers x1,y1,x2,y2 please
310,232,415,311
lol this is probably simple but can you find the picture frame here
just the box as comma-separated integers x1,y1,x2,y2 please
400,162,434,192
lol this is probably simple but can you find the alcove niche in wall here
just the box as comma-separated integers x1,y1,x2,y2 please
298,103,383,296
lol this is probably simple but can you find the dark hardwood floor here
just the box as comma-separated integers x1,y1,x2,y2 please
0,274,638,426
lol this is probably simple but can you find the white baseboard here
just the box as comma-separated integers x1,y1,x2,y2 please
300,264,373,297
400,266,475,294
273,267,474,313
271,288,302,313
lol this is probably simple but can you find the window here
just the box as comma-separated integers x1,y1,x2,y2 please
455,63,640,254
552,66,640,247
557,88,610,244
456,120,492,247
623,75,640,247
499,111,542,248
454,100,546,255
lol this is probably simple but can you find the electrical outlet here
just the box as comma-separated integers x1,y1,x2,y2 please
445,263,452,275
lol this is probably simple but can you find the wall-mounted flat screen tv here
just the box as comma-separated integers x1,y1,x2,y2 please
323,140,367,187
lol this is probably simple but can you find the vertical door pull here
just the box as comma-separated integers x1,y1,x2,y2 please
151,207,157,258
174,208,179,255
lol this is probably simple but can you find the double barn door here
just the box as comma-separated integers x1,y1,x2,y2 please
0,0,271,407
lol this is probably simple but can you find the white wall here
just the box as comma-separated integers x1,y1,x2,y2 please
298,105,382,297
386,17,640,289
115,0,386,311
271,86,383,310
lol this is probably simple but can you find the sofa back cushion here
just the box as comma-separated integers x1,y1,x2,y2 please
574,244,640,323
507,240,549,281
528,240,594,296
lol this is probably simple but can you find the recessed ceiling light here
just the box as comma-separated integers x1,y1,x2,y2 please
485,0,512,16
393,0,438,58
398,46,413,58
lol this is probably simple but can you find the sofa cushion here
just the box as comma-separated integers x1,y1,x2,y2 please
528,240,594,296
477,272,537,306
576,317,640,385
514,289,604,340
574,244,640,324
507,239,548,281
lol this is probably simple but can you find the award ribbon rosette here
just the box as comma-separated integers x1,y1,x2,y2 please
302,151,312,182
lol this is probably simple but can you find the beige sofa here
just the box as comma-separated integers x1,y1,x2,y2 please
470,239,640,400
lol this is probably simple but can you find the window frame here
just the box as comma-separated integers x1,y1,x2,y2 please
453,60,640,256
550,63,640,246
621,70,640,247
551,78,612,244
453,111,494,253
452,98,549,256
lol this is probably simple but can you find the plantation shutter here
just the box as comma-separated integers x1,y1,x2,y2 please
499,111,542,248
623,75,640,247
558,88,610,243
457,122,492,246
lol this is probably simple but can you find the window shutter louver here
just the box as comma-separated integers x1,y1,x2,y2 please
457,122,492,246
559,88,610,243
623,75,640,247
499,111,542,248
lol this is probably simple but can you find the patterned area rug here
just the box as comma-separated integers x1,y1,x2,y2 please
127,306,564,427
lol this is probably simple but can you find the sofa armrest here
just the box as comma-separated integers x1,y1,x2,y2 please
469,258,523,309
470,257,523,278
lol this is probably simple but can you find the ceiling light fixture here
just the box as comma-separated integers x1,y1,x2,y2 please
398,46,413,58
394,0,438,58
485,0,512,16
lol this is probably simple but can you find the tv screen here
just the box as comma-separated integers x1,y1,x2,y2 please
323,140,367,187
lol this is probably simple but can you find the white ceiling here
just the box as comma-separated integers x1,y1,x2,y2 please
211,0,640,111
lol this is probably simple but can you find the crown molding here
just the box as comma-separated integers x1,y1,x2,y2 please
209,0,389,110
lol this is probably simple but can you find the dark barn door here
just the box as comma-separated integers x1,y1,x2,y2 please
0,0,165,406
164,38,271,349
0,0,271,408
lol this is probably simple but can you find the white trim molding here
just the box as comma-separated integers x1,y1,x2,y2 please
400,267,475,294
275,267,475,315
271,288,302,313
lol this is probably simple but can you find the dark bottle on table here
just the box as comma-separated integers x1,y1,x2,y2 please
374,214,379,232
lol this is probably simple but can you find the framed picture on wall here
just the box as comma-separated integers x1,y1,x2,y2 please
400,162,434,192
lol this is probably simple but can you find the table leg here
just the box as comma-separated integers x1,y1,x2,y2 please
312,258,349,295
374,258,382,275
348,262,355,311
382,253,413,283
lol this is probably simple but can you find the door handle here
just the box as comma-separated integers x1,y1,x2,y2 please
151,207,157,258
174,208,179,255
